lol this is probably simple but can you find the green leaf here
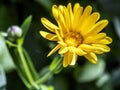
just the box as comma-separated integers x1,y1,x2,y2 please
18,15,32,45
74,58,105,83
0,36,15,72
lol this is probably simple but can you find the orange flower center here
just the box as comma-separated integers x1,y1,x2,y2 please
64,32,83,47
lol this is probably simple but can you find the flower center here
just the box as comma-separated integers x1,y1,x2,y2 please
64,32,83,47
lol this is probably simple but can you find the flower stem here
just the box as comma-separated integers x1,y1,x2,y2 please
17,46,36,87
36,70,53,85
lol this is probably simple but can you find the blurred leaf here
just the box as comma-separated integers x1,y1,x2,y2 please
0,36,15,72
35,0,52,11
113,17,120,39
74,58,105,83
111,68,120,86
0,65,6,90
18,15,32,45
98,0,120,16
52,76,68,90
96,73,110,87
96,73,113,90
0,5,18,31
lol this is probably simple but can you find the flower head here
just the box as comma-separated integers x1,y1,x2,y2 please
40,3,112,67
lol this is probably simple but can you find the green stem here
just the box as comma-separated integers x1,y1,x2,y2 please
17,46,35,86
36,71,53,85
22,48,38,80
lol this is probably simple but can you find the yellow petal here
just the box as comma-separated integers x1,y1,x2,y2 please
82,5,92,18
41,18,59,32
40,31,58,41
75,48,87,56
83,33,106,43
58,47,68,54
52,5,59,20
57,9,66,37
73,3,81,13
99,36,112,44
55,29,64,42
63,52,69,67
68,46,86,56
85,20,108,36
47,44,61,57
92,44,111,53
79,44,98,53
63,52,78,67
69,52,78,65
76,5,92,32
58,5,64,12
84,52,97,64
81,12,100,35
72,6,83,31
67,3,74,27
63,6,70,32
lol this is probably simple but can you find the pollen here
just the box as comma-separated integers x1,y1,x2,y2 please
64,32,83,47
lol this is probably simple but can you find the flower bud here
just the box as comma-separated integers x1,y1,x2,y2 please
7,25,22,41
7,25,22,38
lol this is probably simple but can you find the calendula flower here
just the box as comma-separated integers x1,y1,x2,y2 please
40,3,112,67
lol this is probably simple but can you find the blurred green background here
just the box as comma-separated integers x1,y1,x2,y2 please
0,0,120,90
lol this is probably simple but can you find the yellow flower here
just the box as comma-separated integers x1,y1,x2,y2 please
40,3,112,67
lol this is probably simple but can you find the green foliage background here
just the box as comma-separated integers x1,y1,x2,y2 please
0,0,120,90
